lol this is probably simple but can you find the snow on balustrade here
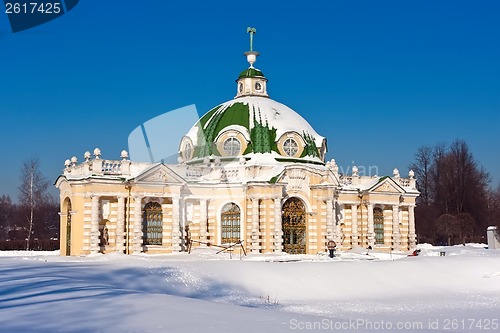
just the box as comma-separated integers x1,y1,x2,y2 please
186,167,203,178
339,176,353,186
63,149,132,177
220,168,239,181
399,178,410,187
102,160,122,175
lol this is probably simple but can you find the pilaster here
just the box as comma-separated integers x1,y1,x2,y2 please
116,196,126,252
251,198,260,253
171,197,181,252
199,199,208,243
351,204,359,247
392,204,401,250
367,203,375,247
133,196,143,253
90,195,100,254
326,199,334,243
408,205,416,248
273,198,282,253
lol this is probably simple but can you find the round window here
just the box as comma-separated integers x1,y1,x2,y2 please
255,82,262,91
223,137,241,156
283,138,299,157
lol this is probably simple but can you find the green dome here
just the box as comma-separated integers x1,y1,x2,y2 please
238,68,265,79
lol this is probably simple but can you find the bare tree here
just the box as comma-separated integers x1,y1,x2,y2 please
487,185,500,230
410,145,433,206
411,140,491,244
430,143,447,211
435,214,459,246
0,195,13,239
18,158,50,250
455,213,475,245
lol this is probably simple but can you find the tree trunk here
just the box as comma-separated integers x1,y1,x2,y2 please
26,172,34,251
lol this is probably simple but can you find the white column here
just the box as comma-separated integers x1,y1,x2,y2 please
326,199,334,243
199,199,208,243
133,196,143,253
392,205,401,250
90,196,100,254
180,199,186,251
251,198,260,253
367,203,375,247
171,197,181,252
351,204,359,247
408,205,416,248
336,204,344,244
273,198,282,253
116,196,125,252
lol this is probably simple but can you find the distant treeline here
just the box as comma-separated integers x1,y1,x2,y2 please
0,196,59,250
0,158,59,251
411,139,500,245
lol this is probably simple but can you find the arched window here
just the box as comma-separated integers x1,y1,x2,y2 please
221,203,240,244
223,137,241,156
143,202,162,245
282,197,306,254
373,207,384,245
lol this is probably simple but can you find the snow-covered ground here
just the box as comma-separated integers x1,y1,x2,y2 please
1,245,499,333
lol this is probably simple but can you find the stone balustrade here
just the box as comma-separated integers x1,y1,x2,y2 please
63,148,131,177
339,174,416,189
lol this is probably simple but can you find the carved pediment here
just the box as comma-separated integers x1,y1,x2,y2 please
134,164,185,184
371,178,405,194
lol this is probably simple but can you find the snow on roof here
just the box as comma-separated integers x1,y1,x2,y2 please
228,96,325,147
184,96,325,148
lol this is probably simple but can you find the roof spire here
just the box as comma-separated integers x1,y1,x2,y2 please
235,27,268,98
247,27,256,52
245,27,259,68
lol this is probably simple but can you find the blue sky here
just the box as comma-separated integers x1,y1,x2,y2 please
1,0,499,201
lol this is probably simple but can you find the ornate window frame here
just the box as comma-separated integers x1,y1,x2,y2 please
142,202,163,246
277,132,305,158
373,207,384,245
216,130,248,157
179,136,194,162
222,137,241,156
220,202,241,244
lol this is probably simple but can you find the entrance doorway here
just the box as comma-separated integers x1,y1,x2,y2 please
282,197,306,254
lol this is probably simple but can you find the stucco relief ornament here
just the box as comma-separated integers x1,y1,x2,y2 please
145,197,162,204
287,169,307,191
376,182,394,193
145,170,169,182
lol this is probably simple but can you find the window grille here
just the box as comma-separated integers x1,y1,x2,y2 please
221,203,240,244
374,207,384,245
143,202,163,245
